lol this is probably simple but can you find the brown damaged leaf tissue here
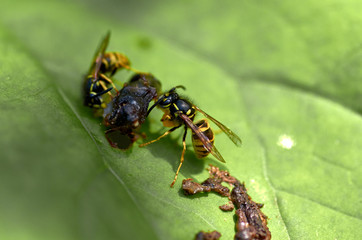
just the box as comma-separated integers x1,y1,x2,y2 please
183,165,271,240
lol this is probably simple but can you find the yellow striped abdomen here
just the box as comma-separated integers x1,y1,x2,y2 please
102,52,131,75
192,119,214,159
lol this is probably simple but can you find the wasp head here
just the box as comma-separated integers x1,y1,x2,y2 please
159,91,178,108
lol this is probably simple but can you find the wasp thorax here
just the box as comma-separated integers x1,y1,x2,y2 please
169,99,195,118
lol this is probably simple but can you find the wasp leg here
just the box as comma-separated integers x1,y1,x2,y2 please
120,62,145,74
110,68,118,77
98,80,114,97
115,59,141,74
170,126,188,187
99,73,118,93
128,66,144,74
139,126,181,147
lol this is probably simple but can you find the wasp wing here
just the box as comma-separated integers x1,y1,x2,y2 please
88,31,110,79
179,113,226,163
195,106,242,147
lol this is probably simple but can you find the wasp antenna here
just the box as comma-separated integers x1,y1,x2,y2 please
93,87,113,98
168,85,186,93
175,85,186,90
146,97,162,116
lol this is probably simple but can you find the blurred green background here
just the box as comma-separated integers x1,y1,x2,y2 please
0,0,361,239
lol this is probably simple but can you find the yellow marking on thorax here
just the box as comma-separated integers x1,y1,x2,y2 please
173,103,179,111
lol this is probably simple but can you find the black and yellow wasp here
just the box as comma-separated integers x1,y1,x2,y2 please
83,32,115,108
83,32,138,109
140,86,241,187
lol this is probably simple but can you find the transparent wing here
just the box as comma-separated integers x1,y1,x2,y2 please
195,106,242,147
179,113,226,163
88,31,110,80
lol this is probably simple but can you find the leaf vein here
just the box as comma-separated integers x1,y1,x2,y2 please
276,188,362,222
56,87,161,239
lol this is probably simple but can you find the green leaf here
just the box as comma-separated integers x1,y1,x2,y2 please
0,1,361,240
100,0,362,113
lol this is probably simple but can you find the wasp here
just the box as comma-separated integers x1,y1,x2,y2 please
83,32,140,109
103,73,162,149
140,86,241,187
83,32,119,109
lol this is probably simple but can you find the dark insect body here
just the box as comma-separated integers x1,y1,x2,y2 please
103,73,161,148
140,86,241,187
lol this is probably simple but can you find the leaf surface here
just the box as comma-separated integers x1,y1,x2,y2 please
0,1,361,239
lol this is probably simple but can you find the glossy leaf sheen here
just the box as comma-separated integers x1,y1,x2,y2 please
0,1,361,239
